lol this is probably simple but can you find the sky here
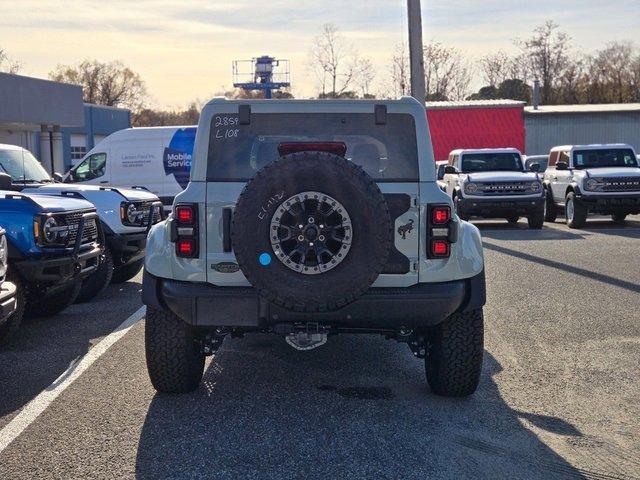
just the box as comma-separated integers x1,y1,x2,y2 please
2,0,640,109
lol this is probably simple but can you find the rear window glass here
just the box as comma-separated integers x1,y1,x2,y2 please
207,113,418,181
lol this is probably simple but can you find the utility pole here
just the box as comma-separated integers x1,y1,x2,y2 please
407,0,426,104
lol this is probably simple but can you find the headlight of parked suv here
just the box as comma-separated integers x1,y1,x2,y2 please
464,182,480,194
33,214,69,247
529,181,542,193
120,202,145,226
584,178,603,191
0,234,8,280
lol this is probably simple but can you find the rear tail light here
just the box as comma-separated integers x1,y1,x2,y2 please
430,239,450,257
432,206,451,224
175,205,195,225
174,203,198,258
177,238,197,257
427,205,453,259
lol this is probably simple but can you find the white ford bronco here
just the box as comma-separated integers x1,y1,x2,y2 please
142,97,486,397
543,144,640,228
441,148,545,228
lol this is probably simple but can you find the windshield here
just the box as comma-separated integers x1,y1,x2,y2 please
0,148,52,182
460,153,523,173
573,149,638,169
207,113,419,181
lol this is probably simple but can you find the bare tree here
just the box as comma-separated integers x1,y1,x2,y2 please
308,24,358,97
516,20,571,104
355,57,375,98
479,51,513,87
0,48,21,74
49,60,147,111
423,42,473,101
587,41,640,103
387,43,410,98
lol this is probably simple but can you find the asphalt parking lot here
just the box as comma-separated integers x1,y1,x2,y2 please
0,216,639,480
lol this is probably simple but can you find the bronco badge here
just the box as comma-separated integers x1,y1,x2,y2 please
211,262,240,273
397,219,414,239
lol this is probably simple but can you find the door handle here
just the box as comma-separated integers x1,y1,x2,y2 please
100,180,108,184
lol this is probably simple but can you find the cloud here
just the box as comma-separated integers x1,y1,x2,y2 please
1,0,639,107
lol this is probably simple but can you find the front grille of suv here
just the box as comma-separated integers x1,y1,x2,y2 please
600,177,640,192
59,211,99,247
479,182,530,195
140,201,162,225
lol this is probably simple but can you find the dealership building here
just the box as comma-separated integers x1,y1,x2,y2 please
0,72,130,174
524,103,640,155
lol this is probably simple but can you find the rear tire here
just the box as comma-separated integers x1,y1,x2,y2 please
527,206,544,229
544,187,557,222
611,213,627,224
145,305,205,393
25,282,81,318
425,308,484,397
565,192,587,229
454,195,470,221
0,274,26,346
76,248,113,303
111,259,144,284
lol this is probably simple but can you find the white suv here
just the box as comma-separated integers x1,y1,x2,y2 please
543,144,640,228
442,148,545,228
142,97,487,397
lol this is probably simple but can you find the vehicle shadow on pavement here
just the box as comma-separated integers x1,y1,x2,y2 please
482,241,640,294
0,281,142,423
135,336,590,479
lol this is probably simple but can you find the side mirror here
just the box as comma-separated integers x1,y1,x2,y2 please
0,172,12,190
556,161,568,171
53,172,63,182
529,163,541,173
444,165,457,175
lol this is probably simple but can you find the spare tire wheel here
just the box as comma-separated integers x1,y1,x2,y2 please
232,151,392,312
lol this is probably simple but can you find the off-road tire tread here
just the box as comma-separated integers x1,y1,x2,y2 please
145,305,204,393
544,187,557,222
611,213,627,224
76,248,114,303
25,282,82,318
0,273,26,345
232,152,391,313
111,258,144,284
425,308,484,397
565,192,587,229
527,207,545,229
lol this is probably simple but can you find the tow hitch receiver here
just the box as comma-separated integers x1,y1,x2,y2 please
285,323,328,351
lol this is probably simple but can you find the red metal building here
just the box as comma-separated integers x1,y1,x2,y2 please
426,100,526,161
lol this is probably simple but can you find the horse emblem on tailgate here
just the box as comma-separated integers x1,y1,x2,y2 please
397,219,414,239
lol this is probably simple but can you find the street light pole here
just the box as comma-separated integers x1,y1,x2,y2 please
407,0,426,104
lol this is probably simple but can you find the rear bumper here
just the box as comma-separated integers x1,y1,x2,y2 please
575,193,640,214
0,281,17,325
143,270,486,331
12,244,102,284
458,196,544,218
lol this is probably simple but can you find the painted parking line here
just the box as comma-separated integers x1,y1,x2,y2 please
0,306,146,454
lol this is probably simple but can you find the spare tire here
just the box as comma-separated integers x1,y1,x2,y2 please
232,151,391,313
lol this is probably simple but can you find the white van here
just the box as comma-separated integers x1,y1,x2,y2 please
64,126,196,210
